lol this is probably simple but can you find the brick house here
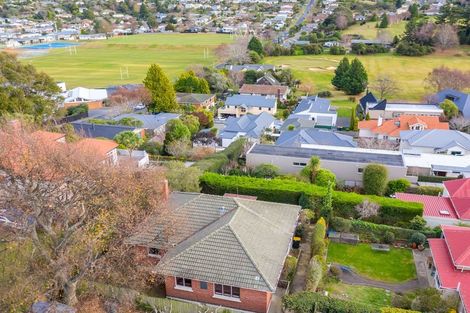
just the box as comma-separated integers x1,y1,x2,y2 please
127,192,300,313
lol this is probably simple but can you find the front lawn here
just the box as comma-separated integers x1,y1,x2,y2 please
324,281,392,308
326,242,416,283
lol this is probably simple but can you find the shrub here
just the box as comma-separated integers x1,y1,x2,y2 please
409,215,426,231
381,309,420,313
330,217,352,232
67,103,88,116
409,186,443,196
283,291,377,313
363,164,388,195
351,43,390,55
192,138,245,172
314,169,336,188
285,255,298,282
383,231,395,244
311,218,326,256
295,224,305,238
329,46,347,55
306,255,324,292
396,42,433,56
410,232,426,245
318,90,333,97
417,175,455,183
252,164,280,179
386,179,411,196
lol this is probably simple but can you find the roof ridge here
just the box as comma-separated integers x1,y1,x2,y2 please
456,245,470,265
227,211,274,291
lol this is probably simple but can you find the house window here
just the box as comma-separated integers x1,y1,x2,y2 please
200,281,208,289
148,247,159,257
451,151,462,156
241,107,246,113
293,162,307,166
259,107,262,110
358,168,363,173
268,108,271,111
214,284,240,299
176,277,192,288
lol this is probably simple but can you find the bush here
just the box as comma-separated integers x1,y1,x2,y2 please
417,175,456,183
330,216,352,232
311,218,326,256
314,169,336,188
317,90,333,97
285,255,298,282
381,309,420,313
192,138,245,172
252,164,280,179
410,232,426,245
363,164,388,195
306,255,324,292
409,215,426,231
383,231,395,244
405,186,443,196
396,42,433,56
351,43,390,55
329,46,347,55
283,291,377,313
200,173,424,226
67,103,88,116
386,179,411,196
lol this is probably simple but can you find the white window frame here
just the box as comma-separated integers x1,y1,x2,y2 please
148,247,161,258
175,277,193,291
213,283,241,302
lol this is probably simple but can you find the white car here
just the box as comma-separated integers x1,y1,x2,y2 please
133,104,146,110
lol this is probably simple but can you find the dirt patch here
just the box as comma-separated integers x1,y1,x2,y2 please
326,66,337,70
308,66,336,72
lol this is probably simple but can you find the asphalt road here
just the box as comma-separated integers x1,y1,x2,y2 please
295,0,317,27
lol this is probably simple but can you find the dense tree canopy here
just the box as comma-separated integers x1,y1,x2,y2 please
0,52,60,121
143,64,179,113
248,36,264,56
174,71,210,94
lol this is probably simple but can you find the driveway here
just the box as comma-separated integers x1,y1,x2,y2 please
290,225,314,293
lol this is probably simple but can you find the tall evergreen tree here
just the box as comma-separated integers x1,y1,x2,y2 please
139,1,150,20
379,14,389,28
174,71,210,94
247,36,264,56
344,58,368,95
331,57,350,90
350,106,358,131
143,64,179,113
320,181,333,223
395,0,403,9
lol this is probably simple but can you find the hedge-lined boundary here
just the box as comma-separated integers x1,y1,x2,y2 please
200,173,423,226
418,175,456,183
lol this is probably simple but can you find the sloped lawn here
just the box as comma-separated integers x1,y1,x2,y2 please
324,282,392,308
326,242,416,283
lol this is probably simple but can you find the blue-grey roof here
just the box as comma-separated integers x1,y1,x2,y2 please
400,130,470,151
72,122,139,139
280,118,316,131
276,129,356,148
112,113,180,130
216,63,275,72
249,144,404,166
435,89,470,118
359,92,378,112
225,95,276,108
220,112,275,139
293,96,334,114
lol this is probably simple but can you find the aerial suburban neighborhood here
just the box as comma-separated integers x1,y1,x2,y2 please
0,0,470,313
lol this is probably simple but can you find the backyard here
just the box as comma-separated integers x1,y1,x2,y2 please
323,281,392,308
326,242,417,283
22,33,234,88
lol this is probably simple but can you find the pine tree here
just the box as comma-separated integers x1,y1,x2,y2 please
395,0,403,9
331,57,350,90
344,58,368,95
365,112,370,120
350,106,358,131
139,2,150,20
143,64,179,113
248,36,264,56
379,14,389,28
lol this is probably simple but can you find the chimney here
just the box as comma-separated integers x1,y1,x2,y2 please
377,115,383,127
277,88,281,101
162,179,169,201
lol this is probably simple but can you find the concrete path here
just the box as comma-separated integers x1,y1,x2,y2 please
290,225,314,293
333,263,421,293
412,249,432,288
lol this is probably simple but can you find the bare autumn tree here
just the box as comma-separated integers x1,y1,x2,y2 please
0,126,170,309
335,15,348,30
450,116,470,133
214,36,250,64
355,200,380,219
434,24,459,50
371,75,398,99
357,138,399,150
108,86,152,113
425,67,470,92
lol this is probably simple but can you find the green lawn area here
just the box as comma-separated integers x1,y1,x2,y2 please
342,21,407,40
324,281,392,308
23,33,234,88
326,242,416,283
265,48,470,102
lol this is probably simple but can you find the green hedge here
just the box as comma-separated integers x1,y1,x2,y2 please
200,173,423,226
406,186,443,196
330,217,440,243
192,138,246,172
283,291,378,313
417,175,456,183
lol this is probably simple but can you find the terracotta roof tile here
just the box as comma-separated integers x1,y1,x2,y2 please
395,193,458,219
359,115,448,137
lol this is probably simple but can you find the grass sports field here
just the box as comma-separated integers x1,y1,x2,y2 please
23,33,234,88
342,21,407,40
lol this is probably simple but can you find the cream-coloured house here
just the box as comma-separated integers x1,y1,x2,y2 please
218,95,277,118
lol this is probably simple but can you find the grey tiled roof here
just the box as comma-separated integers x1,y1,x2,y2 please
400,130,470,151
131,192,300,292
220,112,275,139
276,129,356,148
112,113,180,130
225,95,276,108
293,96,334,114
176,93,214,105
71,122,139,139
436,89,470,118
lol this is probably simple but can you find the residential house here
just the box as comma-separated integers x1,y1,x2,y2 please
176,93,216,109
31,130,66,143
400,130,470,156
256,73,280,86
62,87,108,109
111,113,180,141
246,144,408,186
427,225,470,313
279,118,316,132
289,96,337,129
396,178,470,227
275,129,356,148
116,149,149,168
72,120,145,140
218,95,277,118
358,92,443,119
215,64,276,72
239,84,289,101
127,192,300,313
359,115,449,141
219,112,275,147
435,89,470,118
403,152,470,179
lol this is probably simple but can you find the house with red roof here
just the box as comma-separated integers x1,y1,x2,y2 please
396,178,470,227
428,225,470,313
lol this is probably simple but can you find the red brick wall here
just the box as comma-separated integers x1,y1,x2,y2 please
164,276,272,313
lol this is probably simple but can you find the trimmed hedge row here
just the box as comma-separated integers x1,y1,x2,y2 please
200,173,423,226
330,217,440,243
417,175,456,183
283,291,377,313
192,138,246,172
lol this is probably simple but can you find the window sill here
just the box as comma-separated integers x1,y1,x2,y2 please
174,285,193,292
213,295,241,302
147,254,161,259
